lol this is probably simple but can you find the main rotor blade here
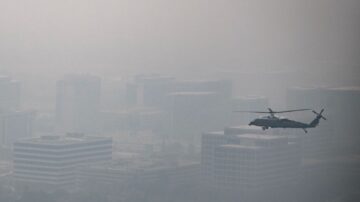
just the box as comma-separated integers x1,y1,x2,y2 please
273,109,312,113
233,110,274,114
234,109,312,114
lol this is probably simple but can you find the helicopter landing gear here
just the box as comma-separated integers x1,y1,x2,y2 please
302,128,308,133
262,126,268,131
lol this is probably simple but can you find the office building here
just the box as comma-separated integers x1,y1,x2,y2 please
169,92,228,143
13,133,112,191
0,110,35,147
201,128,301,201
213,134,300,189
201,126,265,184
133,74,175,108
287,86,360,154
0,76,20,111
324,87,360,150
174,79,232,98
56,74,101,134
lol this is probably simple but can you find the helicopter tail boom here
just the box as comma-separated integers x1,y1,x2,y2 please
309,109,326,128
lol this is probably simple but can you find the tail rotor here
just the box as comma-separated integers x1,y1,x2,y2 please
312,109,327,120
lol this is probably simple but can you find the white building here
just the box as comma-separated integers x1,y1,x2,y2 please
201,126,265,184
201,128,301,201
13,133,112,191
213,134,300,189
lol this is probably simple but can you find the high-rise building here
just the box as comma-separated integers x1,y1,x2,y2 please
125,82,139,107
56,74,101,134
287,86,360,155
169,92,229,143
13,133,112,191
286,87,329,110
0,76,20,111
0,110,35,147
133,74,175,108
201,128,301,201
324,87,360,148
201,126,265,184
217,70,293,107
124,76,233,143
174,79,232,99
213,134,300,188
101,78,127,111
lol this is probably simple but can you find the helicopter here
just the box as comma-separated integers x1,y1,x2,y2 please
234,108,326,133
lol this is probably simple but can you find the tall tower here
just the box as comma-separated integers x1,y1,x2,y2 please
56,74,101,134
0,75,20,111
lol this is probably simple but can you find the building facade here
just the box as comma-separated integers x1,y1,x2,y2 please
13,133,112,191
0,76,20,111
0,110,35,148
56,74,101,134
201,127,301,201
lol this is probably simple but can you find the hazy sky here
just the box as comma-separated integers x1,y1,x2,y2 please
0,0,359,77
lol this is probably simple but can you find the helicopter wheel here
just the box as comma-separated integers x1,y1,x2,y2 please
262,126,267,131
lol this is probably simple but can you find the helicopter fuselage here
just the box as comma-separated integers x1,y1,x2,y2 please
249,116,310,129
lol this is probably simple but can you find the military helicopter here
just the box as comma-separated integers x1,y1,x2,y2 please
234,108,326,133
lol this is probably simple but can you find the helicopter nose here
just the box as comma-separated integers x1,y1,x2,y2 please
249,121,254,126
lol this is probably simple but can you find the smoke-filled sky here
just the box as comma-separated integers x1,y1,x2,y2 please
0,0,359,78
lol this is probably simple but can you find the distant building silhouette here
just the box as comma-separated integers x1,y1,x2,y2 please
169,91,228,143
56,74,101,134
0,110,35,148
125,75,233,144
0,76,20,111
287,86,360,155
174,79,232,98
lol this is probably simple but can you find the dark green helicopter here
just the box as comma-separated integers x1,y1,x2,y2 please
234,108,326,133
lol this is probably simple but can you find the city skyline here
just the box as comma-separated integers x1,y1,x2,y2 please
0,0,359,201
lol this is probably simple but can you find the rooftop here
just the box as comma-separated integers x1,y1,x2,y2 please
15,133,111,145
234,95,267,101
168,91,217,96
134,74,174,83
288,86,360,92
328,86,360,92
236,134,286,140
203,131,225,136
61,74,101,84
220,144,262,150
82,156,199,173
224,125,265,135
0,75,18,83
176,79,228,84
